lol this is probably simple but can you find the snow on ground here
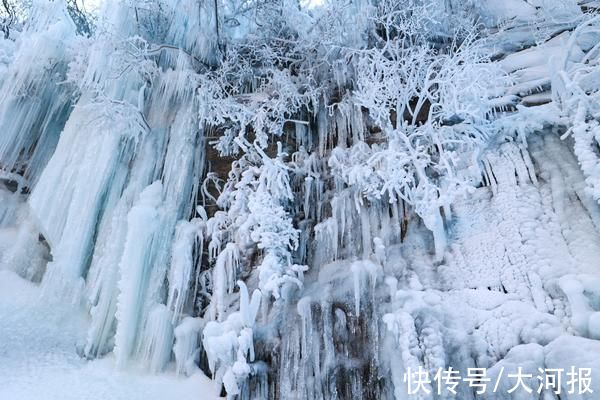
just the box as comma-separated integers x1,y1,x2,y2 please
0,269,221,400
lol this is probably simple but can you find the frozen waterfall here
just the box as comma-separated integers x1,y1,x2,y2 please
1,0,600,399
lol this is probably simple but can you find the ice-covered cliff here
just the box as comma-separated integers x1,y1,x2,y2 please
1,0,600,399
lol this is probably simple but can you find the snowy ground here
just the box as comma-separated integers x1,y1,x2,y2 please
0,269,221,400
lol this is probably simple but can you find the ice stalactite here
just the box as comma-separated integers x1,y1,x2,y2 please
328,100,366,151
24,1,155,300
351,260,381,317
166,0,219,64
30,97,146,301
0,0,77,186
313,217,338,266
84,196,130,358
81,96,204,365
421,209,447,262
276,259,384,400
114,181,163,368
139,303,175,373
14,0,209,372
313,187,408,270
167,219,205,324
134,90,205,371
211,243,241,321
83,134,165,358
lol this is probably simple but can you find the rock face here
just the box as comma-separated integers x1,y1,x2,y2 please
1,0,600,399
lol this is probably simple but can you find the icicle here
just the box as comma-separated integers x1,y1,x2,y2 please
350,260,382,317
212,243,241,320
315,177,324,222
314,217,338,265
317,100,328,156
31,97,145,300
331,194,347,249
139,304,174,373
166,0,218,63
295,122,312,150
0,0,76,185
296,295,314,397
114,181,163,368
351,263,362,317
303,176,313,220
360,205,372,259
83,134,160,359
167,219,204,323
335,106,348,149
351,104,365,144
383,310,427,398
423,208,447,262
320,298,335,397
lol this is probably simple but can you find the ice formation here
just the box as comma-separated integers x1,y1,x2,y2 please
1,0,600,399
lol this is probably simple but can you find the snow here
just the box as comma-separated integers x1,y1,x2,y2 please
0,270,221,400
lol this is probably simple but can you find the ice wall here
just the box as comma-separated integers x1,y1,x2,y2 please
0,0,77,187
2,0,209,371
0,1,599,400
